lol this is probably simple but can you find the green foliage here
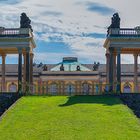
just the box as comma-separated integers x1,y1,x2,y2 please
25,82,30,95
0,96,140,140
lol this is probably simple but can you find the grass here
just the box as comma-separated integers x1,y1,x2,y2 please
0,95,140,140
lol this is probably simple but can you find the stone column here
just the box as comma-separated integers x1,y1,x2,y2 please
18,49,22,93
37,78,41,94
1,54,6,92
116,48,121,93
30,53,34,93
99,74,102,94
134,54,138,92
75,81,79,95
58,81,61,95
61,81,65,95
62,81,66,95
80,81,82,95
109,48,114,92
23,53,26,93
25,48,30,94
91,81,94,95
76,81,80,95
113,54,117,91
105,52,110,83
42,81,45,95
46,81,48,94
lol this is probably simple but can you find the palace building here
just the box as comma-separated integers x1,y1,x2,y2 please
0,56,139,94
0,13,140,94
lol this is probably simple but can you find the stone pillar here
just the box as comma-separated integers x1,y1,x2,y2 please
91,81,94,95
113,54,117,91
18,49,22,93
61,81,65,95
105,52,110,83
1,54,6,92
23,53,26,93
46,81,49,94
59,81,64,95
116,48,121,93
134,54,138,92
109,48,114,92
99,74,102,94
78,81,82,95
41,81,45,95
75,81,79,95
58,81,61,95
30,53,34,93
25,48,30,94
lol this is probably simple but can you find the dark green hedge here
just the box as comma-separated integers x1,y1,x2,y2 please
0,93,21,116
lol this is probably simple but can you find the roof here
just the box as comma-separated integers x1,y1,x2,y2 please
0,64,139,75
50,57,91,71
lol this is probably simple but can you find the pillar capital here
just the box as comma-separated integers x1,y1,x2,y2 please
18,48,22,53
1,53,6,57
113,53,117,57
109,47,114,53
116,48,121,53
23,52,26,56
133,53,138,58
30,53,34,57
25,47,30,52
105,52,110,57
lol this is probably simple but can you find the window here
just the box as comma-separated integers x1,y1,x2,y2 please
66,84,75,95
82,83,90,95
123,83,131,93
9,83,17,92
49,84,58,95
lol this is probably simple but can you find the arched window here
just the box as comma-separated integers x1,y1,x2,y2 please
82,83,90,95
9,83,17,92
65,84,75,95
49,83,58,95
123,83,132,93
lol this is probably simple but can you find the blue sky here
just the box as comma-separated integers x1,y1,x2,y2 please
0,0,140,64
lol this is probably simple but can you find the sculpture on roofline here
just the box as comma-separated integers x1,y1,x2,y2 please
60,64,64,71
43,65,48,71
20,12,33,32
107,13,120,34
77,65,81,71
93,62,100,71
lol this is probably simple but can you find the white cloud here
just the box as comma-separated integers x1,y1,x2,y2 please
0,0,140,64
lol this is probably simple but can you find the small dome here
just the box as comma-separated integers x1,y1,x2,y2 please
50,57,91,71
63,57,78,63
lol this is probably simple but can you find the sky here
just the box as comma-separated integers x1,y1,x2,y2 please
0,0,140,64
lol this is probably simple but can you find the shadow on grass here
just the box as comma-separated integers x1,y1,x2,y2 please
59,95,121,107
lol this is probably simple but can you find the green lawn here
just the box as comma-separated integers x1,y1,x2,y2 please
0,96,140,140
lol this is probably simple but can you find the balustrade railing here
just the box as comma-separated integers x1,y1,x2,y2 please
107,28,140,37
0,28,32,37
